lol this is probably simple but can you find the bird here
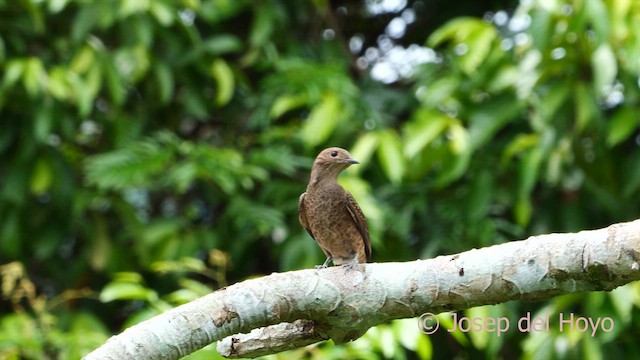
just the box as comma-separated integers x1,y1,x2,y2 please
298,147,371,269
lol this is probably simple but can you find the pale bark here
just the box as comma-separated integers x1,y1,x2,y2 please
84,220,640,359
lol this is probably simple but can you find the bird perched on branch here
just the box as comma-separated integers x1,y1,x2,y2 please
298,147,371,269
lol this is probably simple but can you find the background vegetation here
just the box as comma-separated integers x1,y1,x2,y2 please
1,0,639,358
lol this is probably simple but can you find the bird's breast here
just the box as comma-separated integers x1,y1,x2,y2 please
305,185,354,233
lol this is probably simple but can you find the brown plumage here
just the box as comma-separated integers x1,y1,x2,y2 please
298,147,371,268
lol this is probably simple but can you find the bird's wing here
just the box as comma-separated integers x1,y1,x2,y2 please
344,191,372,262
298,192,315,240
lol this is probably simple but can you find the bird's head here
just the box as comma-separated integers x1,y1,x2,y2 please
315,147,359,167
310,147,359,182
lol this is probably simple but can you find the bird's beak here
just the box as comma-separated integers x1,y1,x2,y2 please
345,158,359,165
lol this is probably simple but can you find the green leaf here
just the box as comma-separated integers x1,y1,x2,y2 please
607,107,639,147
378,326,395,358
533,81,571,129
166,162,198,193
501,134,539,166
164,288,201,304
459,23,498,75
34,106,53,142
428,18,498,75
0,313,44,355
529,8,553,51
72,2,117,41
47,66,71,100
152,258,207,275
584,0,610,43
211,58,235,106
622,154,640,198
515,147,542,226
149,0,175,26
201,35,243,55
61,313,109,360
393,319,420,351
182,86,210,119
70,46,96,74
2,59,25,89
609,0,633,40
0,34,4,63
428,17,474,47
0,211,21,257
226,197,284,236
30,158,52,195
515,197,532,228
103,59,125,106
467,171,493,220
448,121,470,155
433,120,471,186
516,50,542,99
197,0,250,23
154,62,174,105
23,0,45,33
466,306,490,349
85,63,103,100
23,57,46,97
99,281,157,302
84,133,176,190
519,147,542,197
575,82,600,132
435,148,471,187
119,0,150,18
90,217,111,271
269,94,308,118
487,65,519,92
349,132,379,175
467,94,522,150
376,129,405,185
250,3,275,48
72,77,93,117
609,285,634,323
592,43,617,95
582,335,603,360
403,108,448,158
438,313,469,346
546,137,570,185
48,0,71,14
113,46,150,83
415,76,460,108
301,93,340,147
415,334,433,360
113,272,144,283
139,219,183,248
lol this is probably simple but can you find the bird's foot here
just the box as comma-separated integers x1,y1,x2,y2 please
343,256,359,272
316,256,332,269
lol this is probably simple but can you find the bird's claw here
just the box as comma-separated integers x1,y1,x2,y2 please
315,256,332,269
343,257,359,272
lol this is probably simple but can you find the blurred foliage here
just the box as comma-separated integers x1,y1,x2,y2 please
1,0,640,359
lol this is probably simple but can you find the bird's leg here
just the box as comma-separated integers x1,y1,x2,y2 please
343,255,359,271
315,256,332,269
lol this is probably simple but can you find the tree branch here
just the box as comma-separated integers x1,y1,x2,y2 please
84,220,640,359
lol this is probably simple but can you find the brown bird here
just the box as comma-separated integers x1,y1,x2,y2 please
298,147,371,269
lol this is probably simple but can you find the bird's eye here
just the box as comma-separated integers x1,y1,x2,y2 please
330,151,338,157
